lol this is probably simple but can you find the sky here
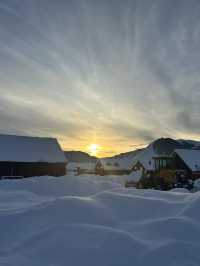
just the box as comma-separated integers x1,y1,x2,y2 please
0,0,200,157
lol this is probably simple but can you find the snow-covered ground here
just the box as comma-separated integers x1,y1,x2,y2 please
0,174,200,266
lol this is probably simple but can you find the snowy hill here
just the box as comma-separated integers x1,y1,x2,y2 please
64,139,200,168
100,138,200,171
153,138,200,155
1,174,200,266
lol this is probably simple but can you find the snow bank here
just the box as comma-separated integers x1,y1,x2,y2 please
170,187,190,193
194,178,200,190
0,174,200,266
0,174,121,197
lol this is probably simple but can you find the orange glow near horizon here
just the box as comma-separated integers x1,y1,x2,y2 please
87,143,101,156
59,135,149,158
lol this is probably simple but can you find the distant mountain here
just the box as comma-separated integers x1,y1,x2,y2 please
153,138,200,155
64,138,200,165
111,138,200,160
102,148,144,160
64,151,97,163
99,138,200,170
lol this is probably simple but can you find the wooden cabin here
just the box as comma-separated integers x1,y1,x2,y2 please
0,134,67,178
153,150,200,178
131,157,155,180
173,149,200,179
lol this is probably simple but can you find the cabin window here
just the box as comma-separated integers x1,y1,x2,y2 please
154,158,173,170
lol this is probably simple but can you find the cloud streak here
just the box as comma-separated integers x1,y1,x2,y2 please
0,0,200,155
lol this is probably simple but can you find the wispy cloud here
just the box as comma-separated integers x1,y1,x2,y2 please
0,0,200,155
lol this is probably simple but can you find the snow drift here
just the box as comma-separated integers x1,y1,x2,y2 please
0,174,200,266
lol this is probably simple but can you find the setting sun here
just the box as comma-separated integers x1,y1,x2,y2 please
87,143,100,156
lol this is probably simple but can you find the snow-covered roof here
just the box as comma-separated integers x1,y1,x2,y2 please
174,149,200,172
98,157,133,171
0,134,67,163
131,144,156,170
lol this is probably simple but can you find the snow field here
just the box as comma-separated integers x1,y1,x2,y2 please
0,174,200,266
